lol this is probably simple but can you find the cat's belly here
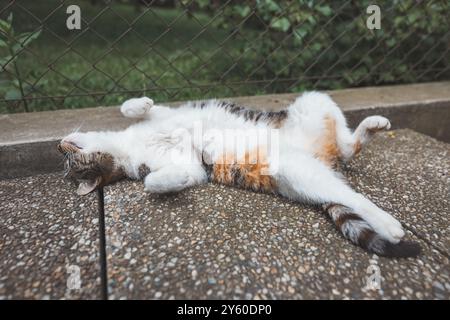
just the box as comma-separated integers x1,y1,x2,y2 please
207,156,277,194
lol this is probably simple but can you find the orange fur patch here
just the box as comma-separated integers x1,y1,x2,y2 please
213,153,236,185
212,148,276,193
314,115,340,167
353,140,362,155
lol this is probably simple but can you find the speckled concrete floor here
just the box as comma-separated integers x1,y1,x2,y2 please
0,173,101,299
345,130,450,255
1,130,448,299
103,130,450,300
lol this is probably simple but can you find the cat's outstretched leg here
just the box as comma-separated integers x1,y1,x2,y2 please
337,115,391,162
143,164,207,193
275,153,420,257
120,97,154,118
288,91,391,162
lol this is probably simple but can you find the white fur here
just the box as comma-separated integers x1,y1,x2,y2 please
120,97,153,118
62,92,403,243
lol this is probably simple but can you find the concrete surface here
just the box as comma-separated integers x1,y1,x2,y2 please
345,130,450,255
1,82,449,179
1,83,449,299
103,129,450,299
0,173,101,299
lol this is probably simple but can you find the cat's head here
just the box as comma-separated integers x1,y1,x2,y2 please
58,132,125,195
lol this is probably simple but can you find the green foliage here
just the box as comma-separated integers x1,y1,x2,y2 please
190,0,449,91
0,13,42,112
0,0,448,113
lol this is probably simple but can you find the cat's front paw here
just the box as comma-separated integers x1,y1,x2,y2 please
120,97,153,118
144,171,190,193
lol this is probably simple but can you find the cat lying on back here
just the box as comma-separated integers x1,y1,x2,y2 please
58,92,421,258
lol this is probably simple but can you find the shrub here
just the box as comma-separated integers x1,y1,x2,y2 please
187,0,450,92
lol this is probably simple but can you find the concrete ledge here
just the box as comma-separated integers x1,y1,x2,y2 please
1,82,449,179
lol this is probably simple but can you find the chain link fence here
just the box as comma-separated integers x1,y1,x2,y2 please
0,0,449,113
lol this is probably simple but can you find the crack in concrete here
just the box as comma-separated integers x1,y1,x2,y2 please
403,224,450,259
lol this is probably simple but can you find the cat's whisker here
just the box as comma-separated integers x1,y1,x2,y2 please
61,152,72,177
61,122,85,140
72,122,84,135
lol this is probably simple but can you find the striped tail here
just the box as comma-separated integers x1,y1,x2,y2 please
323,204,421,258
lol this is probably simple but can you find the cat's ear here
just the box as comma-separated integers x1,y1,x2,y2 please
77,177,102,195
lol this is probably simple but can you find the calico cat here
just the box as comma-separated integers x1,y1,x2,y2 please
58,92,421,258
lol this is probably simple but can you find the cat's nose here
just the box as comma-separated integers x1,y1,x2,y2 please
58,140,82,153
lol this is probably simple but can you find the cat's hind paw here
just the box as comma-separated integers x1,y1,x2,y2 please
120,97,153,118
361,115,391,133
370,213,405,243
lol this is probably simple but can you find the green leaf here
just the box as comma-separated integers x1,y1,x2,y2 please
307,15,316,25
316,5,332,16
235,5,251,18
265,0,281,12
311,43,322,52
11,79,20,88
0,20,11,34
294,27,308,39
0,13,13,34
386,38,396,48
16,29,41,48
271,17,290,32
195,0,209,9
